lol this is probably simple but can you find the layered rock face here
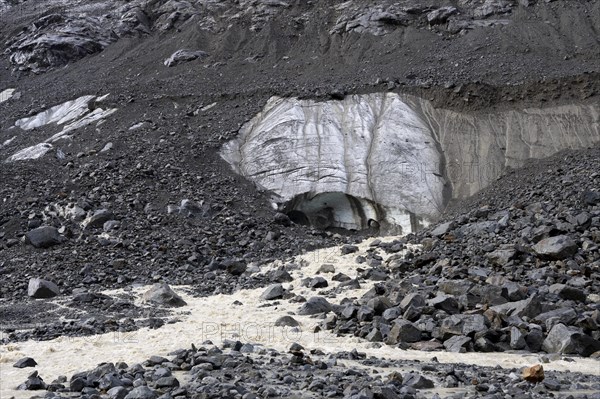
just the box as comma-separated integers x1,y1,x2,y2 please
222,93,599,233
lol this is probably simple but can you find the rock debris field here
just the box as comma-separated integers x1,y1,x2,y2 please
1,0,600,399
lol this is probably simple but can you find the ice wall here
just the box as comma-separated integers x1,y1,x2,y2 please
221,94,600,232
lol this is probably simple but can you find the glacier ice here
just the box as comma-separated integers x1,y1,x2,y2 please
221,93,599,233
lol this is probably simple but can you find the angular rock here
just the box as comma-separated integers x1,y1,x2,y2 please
386,319,422,344
164,49,207,67
403,372,434,389
310,276,328,288
522,364,544,383
14,357,38,368
84,209,115,229
27,278,60,298
510,326,527,350
341,244,359,255
429,294,460,315
490,295,542,319
542,323,600,357
582,190,600,206
444,335,471,352
297,297,332,315
532,235,578,260
142,283,186,307
25,226,63,248
440,314,488,338
108,386,128,399
548,284,586,302
261,284,286,300
431,221,455,237
124,386,158,399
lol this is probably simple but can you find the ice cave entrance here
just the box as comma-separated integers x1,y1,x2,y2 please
283,192,382,231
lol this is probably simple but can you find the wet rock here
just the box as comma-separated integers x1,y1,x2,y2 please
260,284,286,300
164,49,207,67
297,297,332,315
142,283,186,307
27,278,60,298
542,323,600,357
522,364,544,383
13,357,38,368
25,226,63,248
532,235,578,260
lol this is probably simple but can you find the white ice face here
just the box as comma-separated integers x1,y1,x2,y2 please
4,94,117,162
222,93,446,233
222,93,600,232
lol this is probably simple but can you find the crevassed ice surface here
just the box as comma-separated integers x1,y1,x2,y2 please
221,93,600,232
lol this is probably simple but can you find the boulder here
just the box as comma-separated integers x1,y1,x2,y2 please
124,386,158,399
543,323,600,357
532,235,578,260
385,319,422,344
25,226,63,248
142,283,186,307
522,364,544,383
27,278,60,298
490,295,542,319
13,357,38,368
260,284,286,300
297,297,332,315
443,335,471,352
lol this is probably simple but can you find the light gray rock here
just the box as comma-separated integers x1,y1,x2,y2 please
490,295,542,319
533,235,578,260
444,335,471,352
164,49,208,67
27,278,59,298
542,323,600,357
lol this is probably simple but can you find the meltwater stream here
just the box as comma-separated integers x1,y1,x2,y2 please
221,93,600,233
